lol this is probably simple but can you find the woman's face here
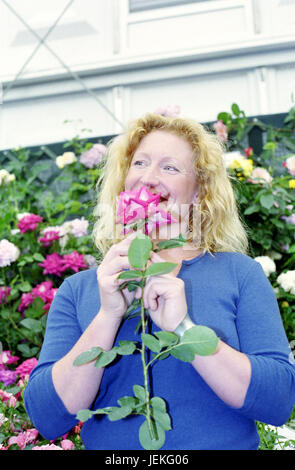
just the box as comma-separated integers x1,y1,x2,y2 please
124,130,198,238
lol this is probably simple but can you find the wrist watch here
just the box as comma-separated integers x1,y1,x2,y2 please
174,313,195,338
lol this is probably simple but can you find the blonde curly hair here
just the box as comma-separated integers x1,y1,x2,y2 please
92,113,249,257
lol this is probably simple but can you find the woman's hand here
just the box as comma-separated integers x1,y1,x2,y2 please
96,233,139,320
136,252,187,332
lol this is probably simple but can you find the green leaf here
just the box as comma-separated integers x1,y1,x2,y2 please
95,349,117,368
244,205,260,215
217,112,231,124
18,282,32,293
154,331,179,348
139,419,166,450
117,396,137,408
20,318,42,333
152,408,172,431
76,409,93,422
133,385,146,403
128,235,153,269
182,325,219,356
141,333,161,353
107,405,133,421
231,103,240,116
73,347,102,366
144,262,177,278
170,344,195,362
117,270,143,280
260,194,274,210
155,234,186,251
33,253,45,262
116,340,137,355
150,396,167,412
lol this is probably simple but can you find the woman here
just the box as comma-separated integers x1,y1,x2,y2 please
24,113,295,450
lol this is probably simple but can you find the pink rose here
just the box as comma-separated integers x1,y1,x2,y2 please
17,214,43,233
61,251,88,273
248,167,273,184
15,357,38,379
18,292,34,313
60,439,74,450
0,350,19,365
213,120,228,143
154,105,180,117
32,443,63,450
0,287,11,304
285,155,295,176
38,230,60,247
80,144,107,168
38,253,64,277
117,186,176,235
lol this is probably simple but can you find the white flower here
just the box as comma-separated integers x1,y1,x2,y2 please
0,239,20,267
16,212,31,220
84,254,98,269
254,256,276,277
277,270,295,295
61,218,89,238
56,152,77,169
0,169,15,185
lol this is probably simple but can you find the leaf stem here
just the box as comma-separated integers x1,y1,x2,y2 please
139,277,155,441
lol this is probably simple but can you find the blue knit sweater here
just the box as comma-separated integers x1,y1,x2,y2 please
24,252,295,450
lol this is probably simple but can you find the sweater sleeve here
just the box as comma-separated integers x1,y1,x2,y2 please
23,279,81,440
231,261,295,425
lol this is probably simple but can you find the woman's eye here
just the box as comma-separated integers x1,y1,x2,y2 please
164,165,179,173
133,160,146,167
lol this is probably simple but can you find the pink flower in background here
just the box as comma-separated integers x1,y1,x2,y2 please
61,251,88,273
0,286,11,304
0,390,17,407
248,167,273,184
80,143,107,168
0,239,20,267
60,439,74,450
63,217,89,237
8,428,38,450
0,350,19,365
31,280,57,311
116,186,176,235
282,213,295,225
154,105,181,117
0,369,18,387
18,292,34,313
38,230,60,247
38,253,64,277
15,357,38,379
284,155,295,176
17,214,43,234
32,443,63,450
213,120,228,143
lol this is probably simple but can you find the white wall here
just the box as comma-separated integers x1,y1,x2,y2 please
0,0,295,150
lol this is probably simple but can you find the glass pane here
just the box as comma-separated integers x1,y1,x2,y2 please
129,0,214,13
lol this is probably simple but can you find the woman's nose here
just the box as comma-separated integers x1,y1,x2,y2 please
140,166,160,186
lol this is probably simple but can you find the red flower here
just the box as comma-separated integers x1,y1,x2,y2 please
244,147,253,157
17,214,43,234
